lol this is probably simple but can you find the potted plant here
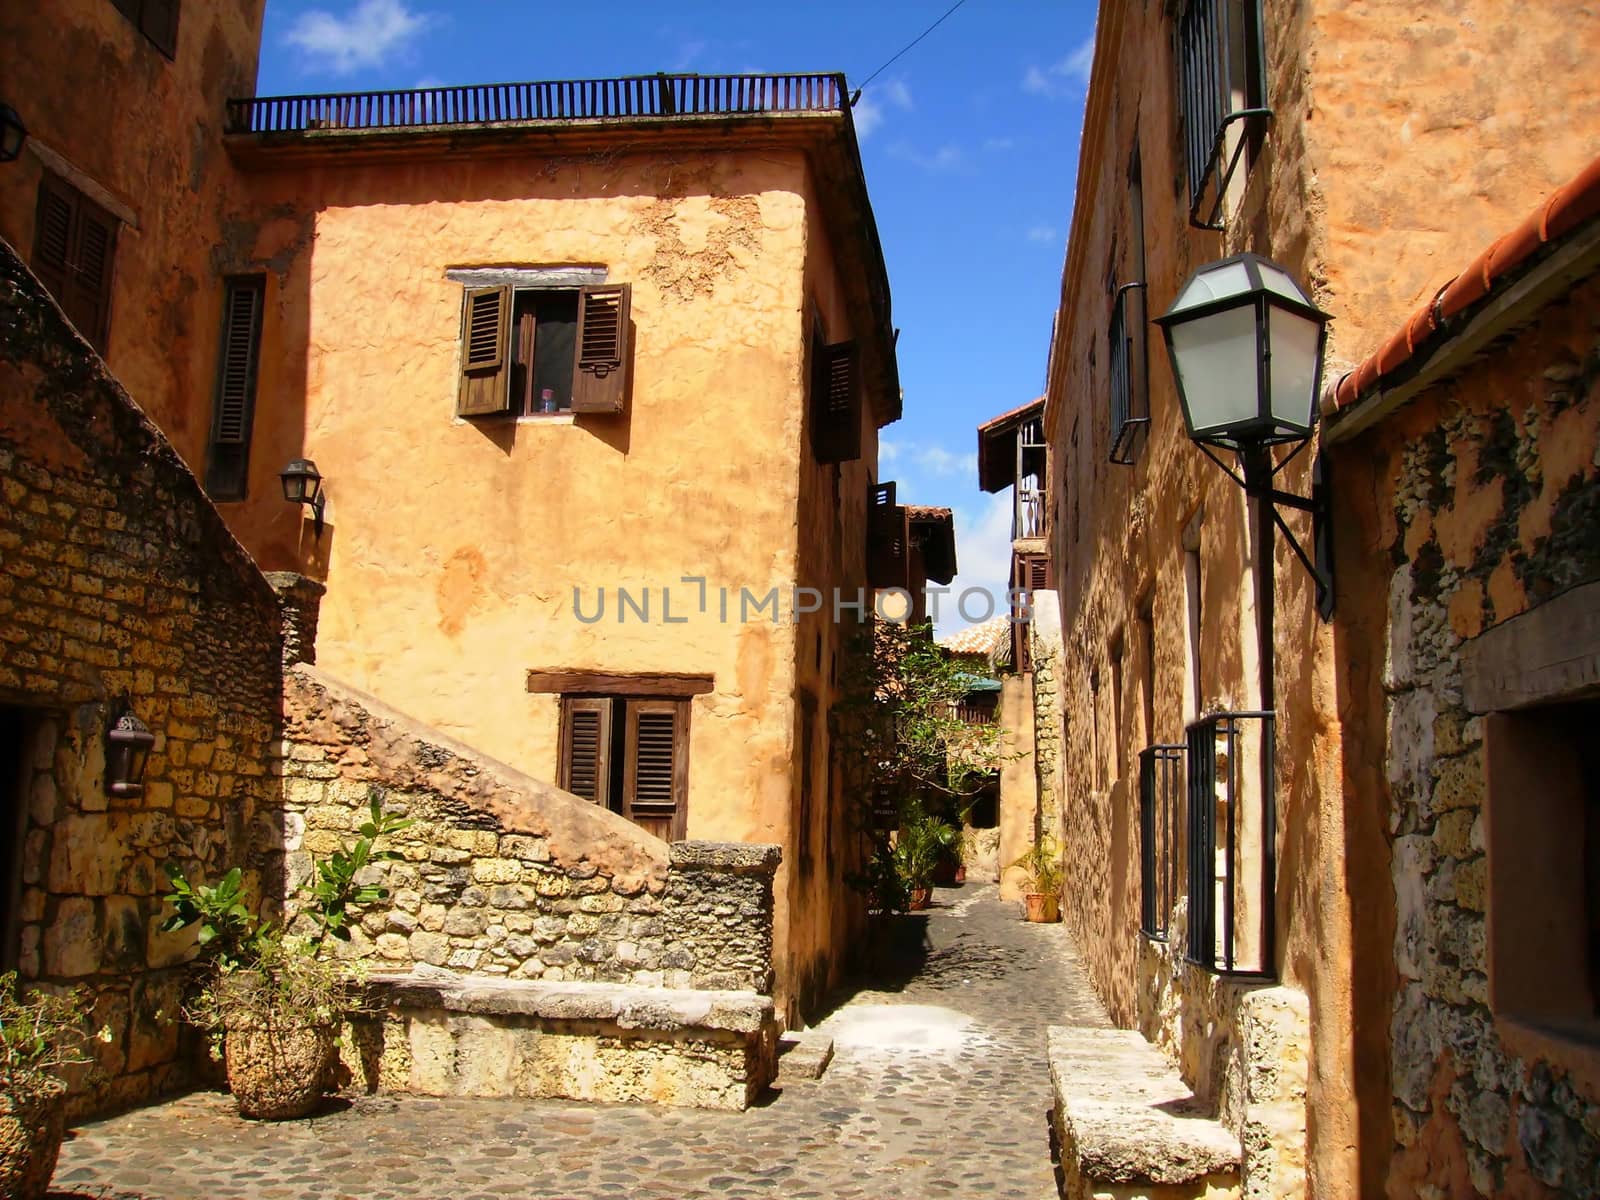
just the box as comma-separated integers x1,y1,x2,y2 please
162,794,408,1120
895,812,959,911
1012,835,1064,923
0,973,107,1200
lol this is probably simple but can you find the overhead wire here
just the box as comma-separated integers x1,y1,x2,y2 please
851,0,973,105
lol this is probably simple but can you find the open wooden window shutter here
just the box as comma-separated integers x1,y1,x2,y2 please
212,278,263,446
868,480,909,590
140,0,181,58
623,698,686,841
32,178,74,300
558,697,612,809
811,339,861,464
457,286,511,417
571,283,631,414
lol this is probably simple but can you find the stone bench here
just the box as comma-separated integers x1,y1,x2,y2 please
1047,1026,1242,1200
340,970,779,1111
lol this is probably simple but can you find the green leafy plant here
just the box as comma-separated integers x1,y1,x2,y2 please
184,938,350,1060
0,972,109,1091
894,812,960,892
159,865,271,970
1011,834,1065,896
302,795,413,948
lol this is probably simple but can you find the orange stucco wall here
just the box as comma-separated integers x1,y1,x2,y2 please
1042,0,1600,1196
213,145,876,1016
0,0,263,464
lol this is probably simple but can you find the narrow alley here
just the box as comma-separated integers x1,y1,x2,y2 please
47,887,1107,1200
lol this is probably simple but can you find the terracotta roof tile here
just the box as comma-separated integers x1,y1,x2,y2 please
1331,154,1600,416
938,614,1010,657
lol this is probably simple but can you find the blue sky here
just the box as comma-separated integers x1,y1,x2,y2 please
255,0,1096,635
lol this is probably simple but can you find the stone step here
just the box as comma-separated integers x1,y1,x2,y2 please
340,969,779,1111
776,1029,834,1082
1047,1025,1242,1200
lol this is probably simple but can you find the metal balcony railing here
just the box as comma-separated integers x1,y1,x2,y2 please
1185,710,1276,977
1139,743,1186,941
1178,0,1270,230
226,72,846,135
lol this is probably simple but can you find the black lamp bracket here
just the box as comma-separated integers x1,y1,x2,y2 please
307,491,326,537
1197,440,1334,620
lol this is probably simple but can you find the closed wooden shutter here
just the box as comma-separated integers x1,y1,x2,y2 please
1027,554,1053,591
570,283,630,414
811,339,861,464
868,481,909,590
623,698,686,841
32,177,116,353
212,278,263,446
558,697,612,809
457,286,511,417
32,179,74,300
140,0,180,58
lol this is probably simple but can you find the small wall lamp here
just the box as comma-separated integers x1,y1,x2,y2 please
1154,253,1335,619
278,457,326,536
106,705,155,798
0,103,27,163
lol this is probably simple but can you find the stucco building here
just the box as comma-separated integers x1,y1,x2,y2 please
1035,0,1600,1196
3,3,918,1117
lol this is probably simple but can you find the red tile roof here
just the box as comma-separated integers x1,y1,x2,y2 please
1330,156,1600,416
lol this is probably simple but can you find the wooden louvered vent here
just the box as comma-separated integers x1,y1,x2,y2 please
213,280,263,445
571,283,631,413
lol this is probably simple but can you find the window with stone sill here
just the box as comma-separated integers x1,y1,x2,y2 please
1175,0,1269,230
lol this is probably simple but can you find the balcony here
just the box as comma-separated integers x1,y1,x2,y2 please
977,398,1048,544
225,73,846,135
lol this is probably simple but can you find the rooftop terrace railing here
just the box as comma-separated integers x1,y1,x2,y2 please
226,72,847,135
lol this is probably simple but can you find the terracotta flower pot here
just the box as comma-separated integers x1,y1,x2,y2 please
224,1022,338,1120
908,886,932,911
0,1076,66,1200
1023,891,1059,923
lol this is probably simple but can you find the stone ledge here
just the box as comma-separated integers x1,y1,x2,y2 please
1048,1025,1241,1191
367,970,774,1034
668,841,782,875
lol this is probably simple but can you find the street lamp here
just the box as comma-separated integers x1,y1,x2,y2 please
278,457,326,536
1155,253,1334,619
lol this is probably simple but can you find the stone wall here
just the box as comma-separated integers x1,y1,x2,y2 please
279,666,779,994
1336,270,1600,1197
0,239,283,1115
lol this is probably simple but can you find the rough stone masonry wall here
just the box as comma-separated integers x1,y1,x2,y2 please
0,240,283,1115
1354,274,1600,1196
279,666,777,993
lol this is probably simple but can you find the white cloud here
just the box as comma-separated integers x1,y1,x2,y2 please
879,439,904,464
982,135,1017,153
1022,30,1097,98
1026,224,1059,244
852,78,912,141
889,141,965,172
284,0,434,75
916,445,973,478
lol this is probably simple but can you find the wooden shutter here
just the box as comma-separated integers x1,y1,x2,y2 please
212,278,263,446
69,206,116,351
31,178,75,301
868,481,909,590
140,0,181,58
570,283,630,414
558,698,612,809
1027,554,1053,591
811,339,861,464
457,286,511,417
623,699,686,842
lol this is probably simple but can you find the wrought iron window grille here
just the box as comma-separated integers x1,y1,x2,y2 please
1185,709,1276,978
1178,0,1271,231
1109,281,1148,466
1139,742,1187,941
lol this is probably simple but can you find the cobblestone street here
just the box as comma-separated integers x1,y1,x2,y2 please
48,885,1109,1200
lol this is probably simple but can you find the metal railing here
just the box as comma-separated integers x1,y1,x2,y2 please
226,72,847,135
1177,0,1270,229
1108,282,1147,465
1139,743,1186,940
1185,710,1276,977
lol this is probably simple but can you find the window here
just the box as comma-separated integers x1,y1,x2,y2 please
809,323,861,464
32,174,117,353
868,481,909,590
1176,0,1268,229
1109,144,1149,466
1012,552,1051,673
205,276,265,501
558,695,687,842
111,0,180,58
457,283,631,419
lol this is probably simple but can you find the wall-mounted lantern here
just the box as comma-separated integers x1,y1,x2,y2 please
278,458,326,536
0,103,27,163
1154,253,1334,619
106,705,155,798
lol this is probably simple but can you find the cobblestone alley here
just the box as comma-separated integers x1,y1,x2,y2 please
47,885,1110,1200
